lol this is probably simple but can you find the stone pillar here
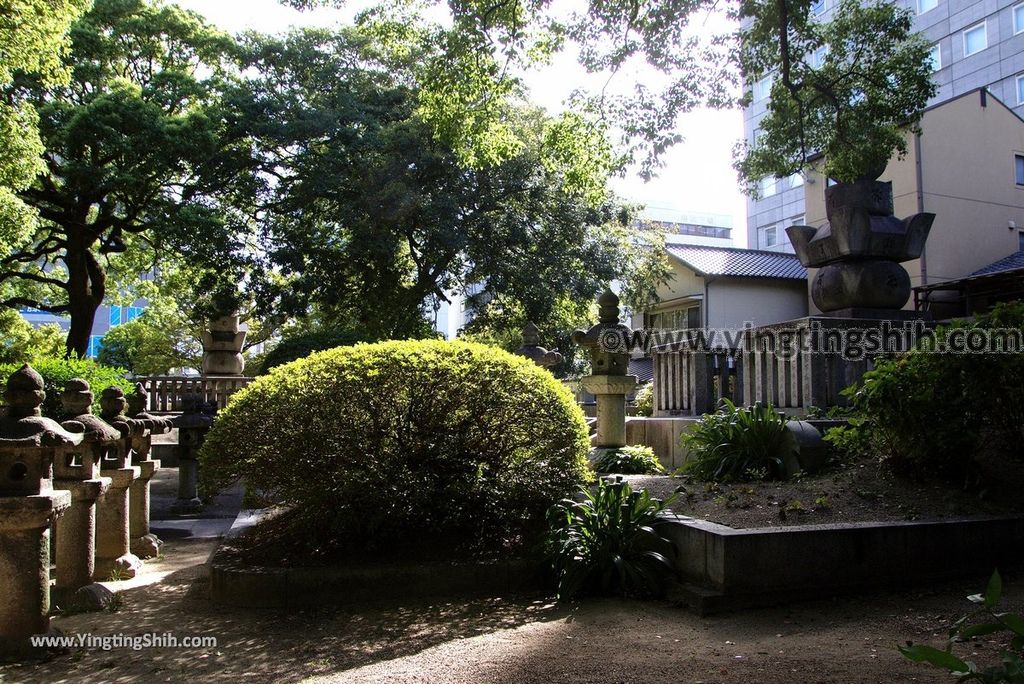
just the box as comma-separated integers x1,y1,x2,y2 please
0,364,82,658
572,291,639,456
201,314,246,376
94,387,144,580
581,375,638,448
126,383,172,558
170,395,213,513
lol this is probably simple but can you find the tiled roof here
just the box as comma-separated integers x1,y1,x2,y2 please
666,244,807,280
971,251,1024,277
628,357,653,384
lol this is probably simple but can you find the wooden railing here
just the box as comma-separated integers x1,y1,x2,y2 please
135,375,253,414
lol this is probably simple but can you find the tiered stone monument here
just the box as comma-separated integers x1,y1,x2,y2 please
514,322,563,369
126,383,173,558
0,365,82,657
93,386,144,579
170,394,213,513
201,314,246,376
53,379,116,603
572,290,637,454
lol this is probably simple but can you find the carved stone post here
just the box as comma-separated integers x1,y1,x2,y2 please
52,379,115,600
201,314,246,376
0,365,81,658
572,291,638,454
170,395,213,513
126,383,172,558
93,387,143,580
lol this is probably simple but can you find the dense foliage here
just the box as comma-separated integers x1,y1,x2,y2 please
633,382,654,417
681,399,792,482
545,477,677,600
0,309,63,364
826,303,1024,483
258,327,375,374
736,0,936,185
0,357,132,420
200,340,591,557
592,445,664,475
901,571,1024,682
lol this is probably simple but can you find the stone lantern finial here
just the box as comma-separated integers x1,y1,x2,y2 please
514,322,563,369
522,321,541,347
6,364,45,418
61,378,94,417
598,289,621,325
99,387,128,422
126,383,147,417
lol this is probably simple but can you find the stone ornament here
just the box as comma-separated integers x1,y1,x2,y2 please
201,314,246,376
786,179,934,314
170,394,214,512
514,322,564,368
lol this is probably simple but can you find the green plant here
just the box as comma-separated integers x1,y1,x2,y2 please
0,357,132,420
680,399,793,482
545,477,676,600
200,340,591,558
633,382,653,417
901,571,1024,682
259,327,374,374
592,445,664,475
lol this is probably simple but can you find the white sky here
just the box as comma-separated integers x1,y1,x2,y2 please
173,0,749,244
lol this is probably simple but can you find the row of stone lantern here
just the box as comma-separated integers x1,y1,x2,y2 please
0,365,200,658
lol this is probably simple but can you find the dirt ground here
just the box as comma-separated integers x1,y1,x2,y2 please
627,450,1024,529
3,531,1022,683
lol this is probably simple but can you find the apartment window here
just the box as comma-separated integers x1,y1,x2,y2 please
810,0,825,15
789,173,804,189
927,44,941,71
108,306,122,327
917,0,937,14
963,23,987,57
759,176,777,197
760,225,778,248
1017,74,1024,105
810,46,828,69
87,335,104,359
752,74,773,101
1015,3,1024,34
1016,154,1024,186
789,215,805,226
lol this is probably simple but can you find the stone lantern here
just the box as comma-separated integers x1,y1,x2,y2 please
201,314,246,376
93,386,144,579
126,382,172,558
514,322,563,369
786,179,934,316
572,290,638,451
170,394,213,513
53,379,117,600
0,365,82,657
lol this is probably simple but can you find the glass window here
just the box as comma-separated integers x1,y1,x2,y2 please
963,23,987,57
127,306,143,322
752,74,774,101
917,0,937,14
687,306,701,329
1015,3,1024,34
928,44,941,71
789,215,805,226
761,225,778,248
1017,75,1024,106
1016,155,1024,186
810,46,828,69
789,173,804,189
87,335,104,359
810,0,825,15
759,176,777,197
108,306,122,327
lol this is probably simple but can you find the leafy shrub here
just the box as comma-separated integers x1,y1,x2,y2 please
633,381,653,417
825,302,1024,482
901,571,1024,682
545,477,677,600
259,327,372,374
680,399,792,482
201,340,591,558
592,445,664,474
0,357,133,420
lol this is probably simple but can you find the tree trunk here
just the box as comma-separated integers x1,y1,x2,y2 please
64,245,106,359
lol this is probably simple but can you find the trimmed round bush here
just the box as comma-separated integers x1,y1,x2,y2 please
259,327,371,374
201,340,591,558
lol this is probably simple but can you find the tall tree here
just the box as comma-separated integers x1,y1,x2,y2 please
0,0,91,253
244,28,665,340
1,0,258,357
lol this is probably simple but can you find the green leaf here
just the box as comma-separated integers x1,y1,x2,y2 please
985,570,1003,608
899,644,972,673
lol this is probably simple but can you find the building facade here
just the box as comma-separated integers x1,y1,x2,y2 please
744,0,1024,252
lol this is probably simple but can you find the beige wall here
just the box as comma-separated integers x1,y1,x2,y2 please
707,278,808,329
804,91,1024,313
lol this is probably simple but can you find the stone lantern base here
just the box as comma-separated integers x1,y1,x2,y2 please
581,375,638,450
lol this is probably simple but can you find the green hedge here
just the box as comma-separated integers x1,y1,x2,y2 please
201,340,591,557
0,357,133,420
259,328,371,374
